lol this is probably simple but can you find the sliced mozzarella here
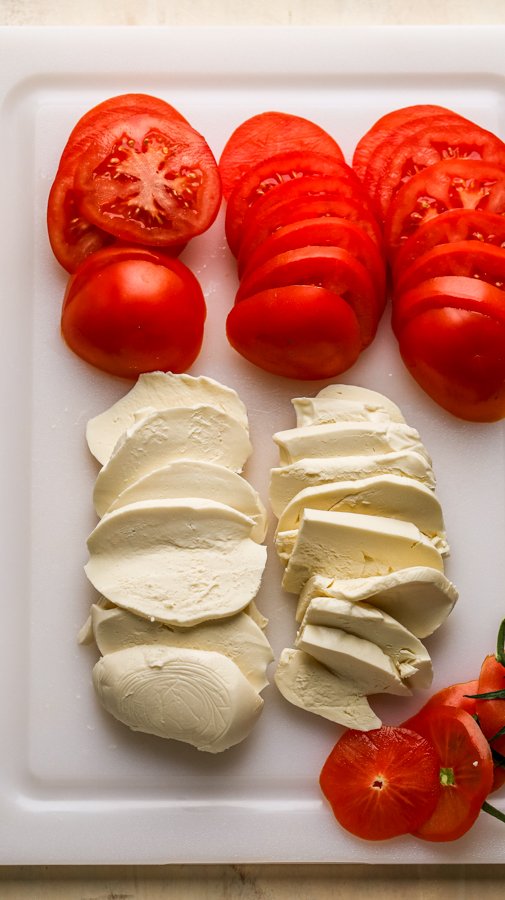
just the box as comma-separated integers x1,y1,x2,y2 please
282,509,444,595
292,384,405,427
273,421,430,466
85,498,267,626
274,647,381,730
296,624,411,695
269,451,436,517
296,569,458,638
300,596,432,690
93,645,263,753
93,406,252,517
90,605,273,693
275,474,448,559
87,372,249,465
103,459,267,542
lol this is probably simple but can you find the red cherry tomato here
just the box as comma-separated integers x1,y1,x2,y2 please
61,247,206,378
403,706,493,842
218,110,344,199
319,726,441,841
394,241,505,297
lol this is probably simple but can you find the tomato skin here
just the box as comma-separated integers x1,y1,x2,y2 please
403,707,493,842
394,241,505,298
61,247,206,379
408,680,480,720
218,110,344,199
226,285,361,379
319,726,441,841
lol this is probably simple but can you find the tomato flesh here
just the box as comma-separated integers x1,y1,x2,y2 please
394,241,505,297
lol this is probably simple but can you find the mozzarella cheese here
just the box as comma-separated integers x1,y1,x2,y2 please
86,371,249,465
93,645,263,753
273,421,431,467
292,384,405,427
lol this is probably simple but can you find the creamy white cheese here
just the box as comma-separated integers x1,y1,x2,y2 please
87,371,249,465
292,384,405,427
93,645,263,753
273,421,431,467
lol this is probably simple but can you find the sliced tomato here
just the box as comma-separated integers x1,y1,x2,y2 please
410,680,480,719
393,208,505,279
403,706,493,842
61,246,206,378
394,241,505,297
218,110,344,199
236,246,383,347
226,284,362,379
319,726,441,841
392,275,505,334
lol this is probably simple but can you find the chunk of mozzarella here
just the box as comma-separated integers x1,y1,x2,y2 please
273,421,431,467
292,384,405,428
93,645,263,753
85,498,267,626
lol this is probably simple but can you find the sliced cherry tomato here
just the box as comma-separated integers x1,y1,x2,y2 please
319,726,441,841
410,680,480,719
394,241,505,297
385,158,505,255
226,284,361,379
61,246,206,378
403,706,493,842
73,112,221,247
235,246,382,347
218,111,344,199
393,208,505,279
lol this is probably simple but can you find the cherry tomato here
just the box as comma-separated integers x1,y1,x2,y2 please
409,680,480,719
226,284,362,379
403,706,493,842
319,726,441,841
61,247,206,378
218,110,344,199
394,241,505,297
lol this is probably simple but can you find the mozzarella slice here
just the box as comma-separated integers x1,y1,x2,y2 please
90,605,274,693
296,624,411,695
93,406,252,517
296,569,458,638
86,372,249,465
282,509,444,595
269,451,436,517
273,421,430,466
103,459,268,542
275,474,448,559
300,596,432,690
85,498,267,626
93,645,263,753
274,648,381,730
292,384,405,427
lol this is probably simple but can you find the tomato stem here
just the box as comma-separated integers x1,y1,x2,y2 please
496,618,505,667
466,688,505,701
482,800,505,824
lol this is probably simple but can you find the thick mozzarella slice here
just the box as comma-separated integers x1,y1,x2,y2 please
93,406,252,517
93,645,263,753
275,475,448,559
90,605,273,692
273,421,430,466
282,509,444,595
85,498,267,626
274,648,381,730
104,459,268,542
300,597,432,690
296,625,411,695
292,385,405,427
87,372,249,465
269,451,436,517
296,570,458,638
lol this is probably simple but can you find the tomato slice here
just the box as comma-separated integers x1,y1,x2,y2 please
218,111,344,199
236,246,383,347
394,241,505,297
385,158,505,255
392,275,505,334
73,113,221,246
226,284,361,379
319,726,441,841
403,706,493,841
409,680,480,719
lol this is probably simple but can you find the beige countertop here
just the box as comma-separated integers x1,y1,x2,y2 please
1,1,505,896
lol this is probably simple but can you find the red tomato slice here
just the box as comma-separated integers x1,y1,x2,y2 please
61,247,206,378
73,113,221,246
394,241,505,297
392,275,505,333
385,158,505,255
393,208,505,278
403,706,493,842
409,680,480,719
376,123,505,220
226,284,361,379
319,726,441,841
236,246,383,347
218,111,344,199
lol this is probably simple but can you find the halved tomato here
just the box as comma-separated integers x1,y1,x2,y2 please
226,284,362,379
218,110,344,199
394,241,505,297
